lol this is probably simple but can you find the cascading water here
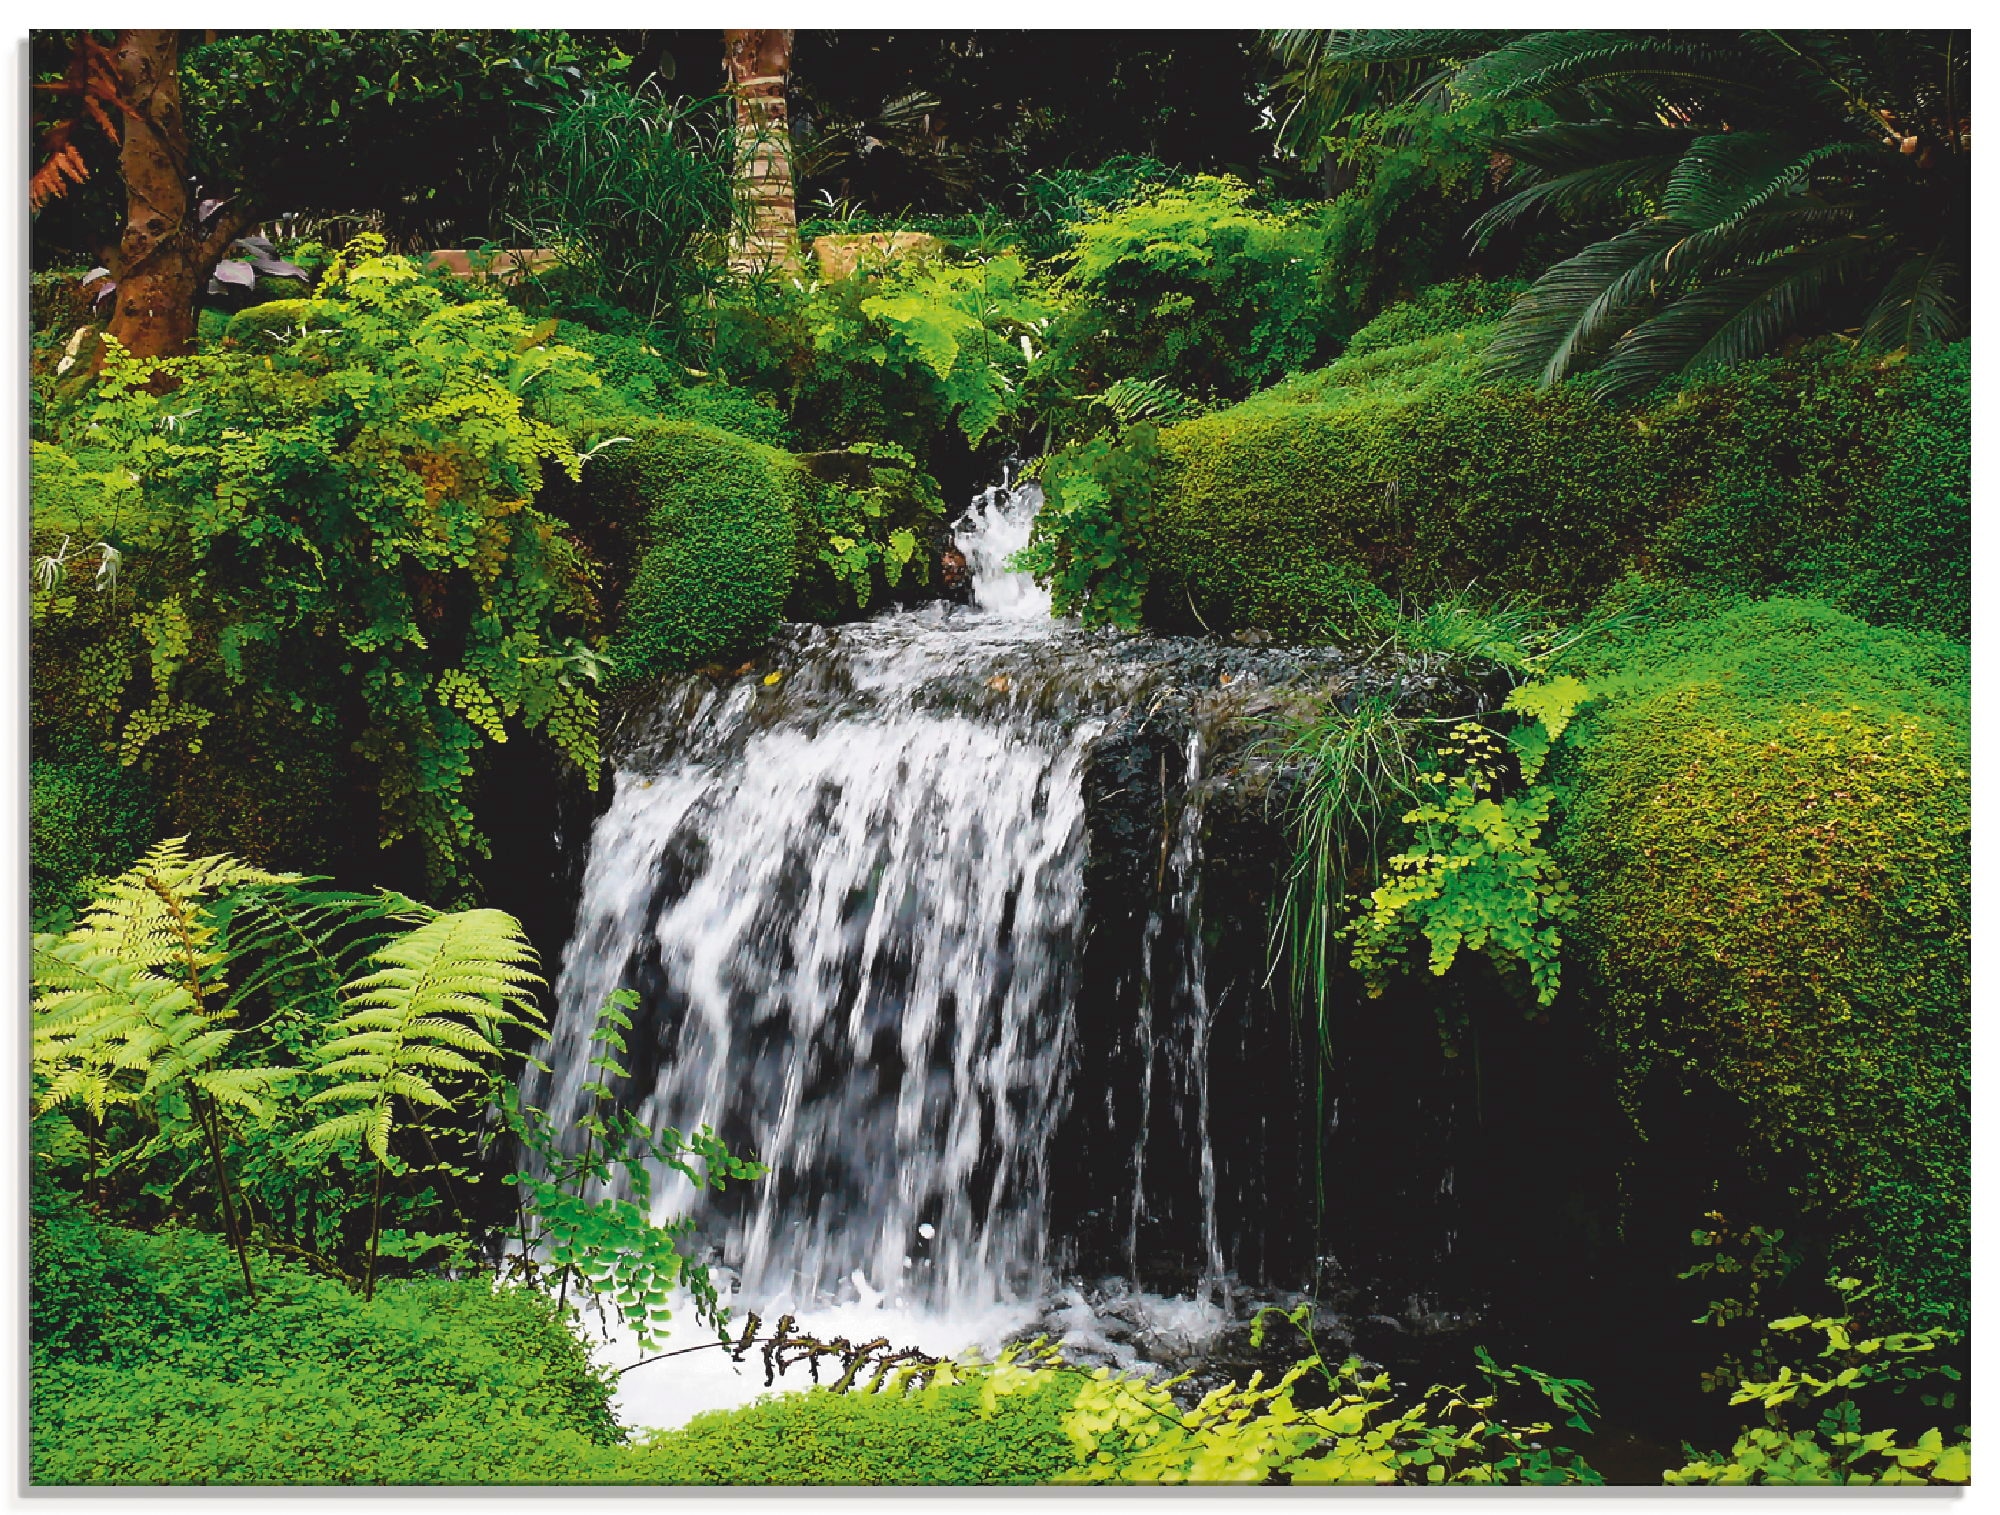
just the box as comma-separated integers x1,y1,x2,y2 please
532,474,1374,1425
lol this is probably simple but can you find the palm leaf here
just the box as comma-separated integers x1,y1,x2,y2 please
1860,252,1964,352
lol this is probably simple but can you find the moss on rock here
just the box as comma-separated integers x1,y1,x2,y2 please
1555,599,1968,1327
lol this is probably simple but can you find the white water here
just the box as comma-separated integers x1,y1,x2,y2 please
539,478,1232,1429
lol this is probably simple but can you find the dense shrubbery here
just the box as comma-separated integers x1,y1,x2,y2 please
1027,290,1968,643
1055,175,1338,402
32,245,607,892
618,1379,1079,1485
1554,599,1969,1328
31,1200,622,1486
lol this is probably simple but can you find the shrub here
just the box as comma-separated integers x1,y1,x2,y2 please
1554,599,1969,1329
30,1204,621,1486
1138,338,1648,635
1056,175,1337,401
1645,342,1969,641
616,1379,1079,1486
31,246,607,892
583,420,806,686
28,729,158,930
1039,293,1967,642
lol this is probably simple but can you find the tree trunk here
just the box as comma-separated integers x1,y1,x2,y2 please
722,29,801,276
105,29,250,364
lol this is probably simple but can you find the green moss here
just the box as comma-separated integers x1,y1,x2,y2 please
1145,353,1649,634
220,298,343,345
586,419,807,686
617,1379,1079,1485
1646,343,1969,640
30,1204,622,1486
1556,599,1968,1327
1126,309,1967,641
29,731,159,931
1339,277,1527,360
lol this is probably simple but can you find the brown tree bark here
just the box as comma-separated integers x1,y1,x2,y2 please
105,29,251,364
722,29,801,276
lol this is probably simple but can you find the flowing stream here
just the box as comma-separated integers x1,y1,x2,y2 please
535,476,1248,1427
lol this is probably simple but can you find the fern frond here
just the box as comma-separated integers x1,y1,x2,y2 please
304,907,546,1163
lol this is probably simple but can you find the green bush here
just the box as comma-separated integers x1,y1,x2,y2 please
616,1379,1079,1486
30,1204,621,1486
1554,599,1969,1328
1057,175,1337,401
582,420,806,686
551,321,792,447
28,730,158,930
1646,343,1969,641
1045,296,1967,641
1340,278,1528,360
1138,336,1648,635
32,246,607,892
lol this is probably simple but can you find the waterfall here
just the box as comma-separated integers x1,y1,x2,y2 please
541,477,1147,1317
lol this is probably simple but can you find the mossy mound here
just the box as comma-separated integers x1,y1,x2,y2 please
1555,599,1969,1327
579,419,807,687
1144,336,1649,634
28,730,159,931
617,1379,1078,1485
1131,290,1966,641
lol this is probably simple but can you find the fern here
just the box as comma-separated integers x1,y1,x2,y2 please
30,838,294,1291
304,907,547,1295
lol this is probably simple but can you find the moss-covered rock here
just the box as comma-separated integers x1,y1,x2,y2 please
1143,338,1651,634
1555,599,1969,1327
220,298,344,345
1120,289,1967,642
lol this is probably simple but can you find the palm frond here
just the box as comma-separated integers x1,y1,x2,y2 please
1588,235,1874,398
1860,252,1964,352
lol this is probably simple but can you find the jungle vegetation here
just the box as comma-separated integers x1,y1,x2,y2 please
27,26,1969,1488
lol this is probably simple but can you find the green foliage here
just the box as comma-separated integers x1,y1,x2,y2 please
1016,155,1180,257
803,253,1065,448
1555,598,1968,1327
584,419,806,686
31,846,547,1295
1348,683,1586,1013
505,991,766,1353
179,30,634,246
1014,425,1161,627
1057,176,1336,400
1667,1277,1967,1486
616,1372,1078,1485
1049,1308,1599,1485
31,244,607,891
793,446,944,617
1341,278,1528,359
1053,291,1966,641
30,1203,621,1486
511,80,737,348
1443,30,1969,394
1644,341,1969,640
30,729,160,931
1131,325,1646,636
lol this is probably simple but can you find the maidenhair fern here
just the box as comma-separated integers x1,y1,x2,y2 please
304,907,547,1296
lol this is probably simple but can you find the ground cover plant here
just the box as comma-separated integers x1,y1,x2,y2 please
29,24,1967,1490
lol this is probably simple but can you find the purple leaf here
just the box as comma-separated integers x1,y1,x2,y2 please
198,198,227,225
233,234,277,257
208,259,257,295
254,259,313,284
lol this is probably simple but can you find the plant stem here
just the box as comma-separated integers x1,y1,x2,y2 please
190,1085,255,1295
364,1153,386,1301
